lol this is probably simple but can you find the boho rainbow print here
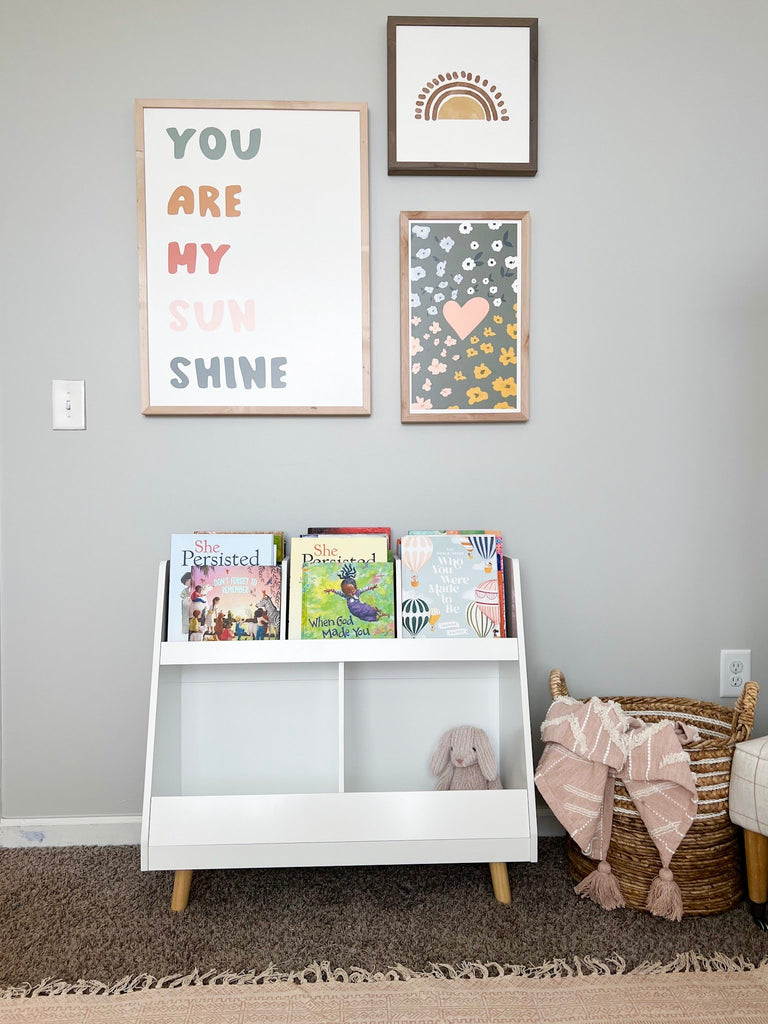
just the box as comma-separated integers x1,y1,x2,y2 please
400,212,530,423
388,17,538,176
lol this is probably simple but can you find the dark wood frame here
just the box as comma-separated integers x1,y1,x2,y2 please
387,16,538,176
400,211,530,424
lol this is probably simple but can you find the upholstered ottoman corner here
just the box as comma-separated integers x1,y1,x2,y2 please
729,735,768,929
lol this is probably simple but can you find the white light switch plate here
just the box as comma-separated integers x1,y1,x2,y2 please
52,380,86,429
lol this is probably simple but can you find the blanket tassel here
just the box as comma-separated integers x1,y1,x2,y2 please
646,867,683,921
574,860,625,910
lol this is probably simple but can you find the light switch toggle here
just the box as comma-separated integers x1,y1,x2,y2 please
52,380,86,429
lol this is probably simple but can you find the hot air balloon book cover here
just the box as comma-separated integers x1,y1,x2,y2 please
300,562,395,640
399,533,507,640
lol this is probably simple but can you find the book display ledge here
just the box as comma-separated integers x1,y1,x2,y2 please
141,557,537,910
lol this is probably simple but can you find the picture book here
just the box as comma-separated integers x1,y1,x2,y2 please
288,534,389,639
399,533,505,640
301,561,395,639
307,526,392,551
168,533,277,642
186,564,282,642
195,530,285,562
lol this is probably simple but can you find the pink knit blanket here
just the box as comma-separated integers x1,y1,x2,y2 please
535,695,700,920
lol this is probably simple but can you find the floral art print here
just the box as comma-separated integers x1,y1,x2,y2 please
401,213,529,422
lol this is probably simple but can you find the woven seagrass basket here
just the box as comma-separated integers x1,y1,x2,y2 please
549,669,759,917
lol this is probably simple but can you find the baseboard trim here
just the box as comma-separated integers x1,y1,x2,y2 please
1,808,563,848
0,815,142,848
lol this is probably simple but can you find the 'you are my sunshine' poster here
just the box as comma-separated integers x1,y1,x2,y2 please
137,100,370,415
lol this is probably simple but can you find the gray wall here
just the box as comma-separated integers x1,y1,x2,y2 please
1,0,766,817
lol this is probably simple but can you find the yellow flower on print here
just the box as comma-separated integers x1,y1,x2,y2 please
492,376,517,398
469,335,480,344
454,370,466,381
483,327,495,337
480,342,494,354
474,363,492,380
506,322,518,340
499,346,517,366
513,303,518,312
448,405,459,410
466,387,489,405
466,347,478,357
493,315,503,324
494,402,512,409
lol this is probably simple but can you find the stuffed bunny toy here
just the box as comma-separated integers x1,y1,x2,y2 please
430,726,502,790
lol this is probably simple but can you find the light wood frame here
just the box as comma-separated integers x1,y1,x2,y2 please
400,211,530,423
136,99,370,416
387,17,538,176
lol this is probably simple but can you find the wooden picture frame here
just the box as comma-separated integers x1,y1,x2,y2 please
400,211,530,423
136,99,370,415
387,17,538,176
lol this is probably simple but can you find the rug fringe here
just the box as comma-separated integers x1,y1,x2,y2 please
3,953,767,998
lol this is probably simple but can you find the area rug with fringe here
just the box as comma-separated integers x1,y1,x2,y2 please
2,957,768,1024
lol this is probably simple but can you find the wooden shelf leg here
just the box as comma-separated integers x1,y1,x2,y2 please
489,861,511,904
744,830,768,928
171,869,193,912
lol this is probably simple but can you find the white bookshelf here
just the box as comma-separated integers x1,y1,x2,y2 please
141,557,537,908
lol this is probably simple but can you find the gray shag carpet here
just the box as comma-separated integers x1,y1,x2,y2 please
1,838,766,989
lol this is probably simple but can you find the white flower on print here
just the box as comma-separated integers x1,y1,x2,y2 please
462,258,476,271
410,266,426,282
428,358,447,374
410,337,423,355
488,221,502,230
470,241,479,251
459,222,472,234
427,306,438,316
434,292,445,302
445,336,457,346
412,363,421,374
429,321,441,334
512,278,519,293
487,258,496,267
413,395,433,409
424,286,434,294
422,378,432,392
440,388,452,397
436,260,447,277
451,290,458,299
410,293,421,307
493,298,503,307
412,224,430,239
411,315,421,326
453,273,463,283
452,354,461,361
440,349,447,357
489,286,498,295
491,240,503,252
467,287,475,295
471,278,477,284
439,236,455,252
416,248,431,260
482,277,489,285
505,255,520,271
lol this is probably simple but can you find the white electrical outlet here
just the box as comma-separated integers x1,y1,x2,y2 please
720,649,751,697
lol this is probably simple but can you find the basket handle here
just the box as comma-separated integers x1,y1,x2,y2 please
549,668,569,700
730,680,759,744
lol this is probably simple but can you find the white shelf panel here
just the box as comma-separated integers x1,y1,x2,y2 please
160,637,519,666
149,790,530,848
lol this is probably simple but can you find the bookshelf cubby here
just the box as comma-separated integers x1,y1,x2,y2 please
141,557,537,909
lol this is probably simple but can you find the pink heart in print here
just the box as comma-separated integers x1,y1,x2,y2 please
442,297,490,340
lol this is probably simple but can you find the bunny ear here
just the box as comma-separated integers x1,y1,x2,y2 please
474,728,497,781
430,730,452,777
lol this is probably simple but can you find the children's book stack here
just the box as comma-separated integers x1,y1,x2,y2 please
168,532,282,642
399,531,507,639
165,527,511,642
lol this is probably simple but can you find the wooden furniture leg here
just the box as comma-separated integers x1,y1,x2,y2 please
171,869,193,912
490,861,511,904
744,830,768,929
